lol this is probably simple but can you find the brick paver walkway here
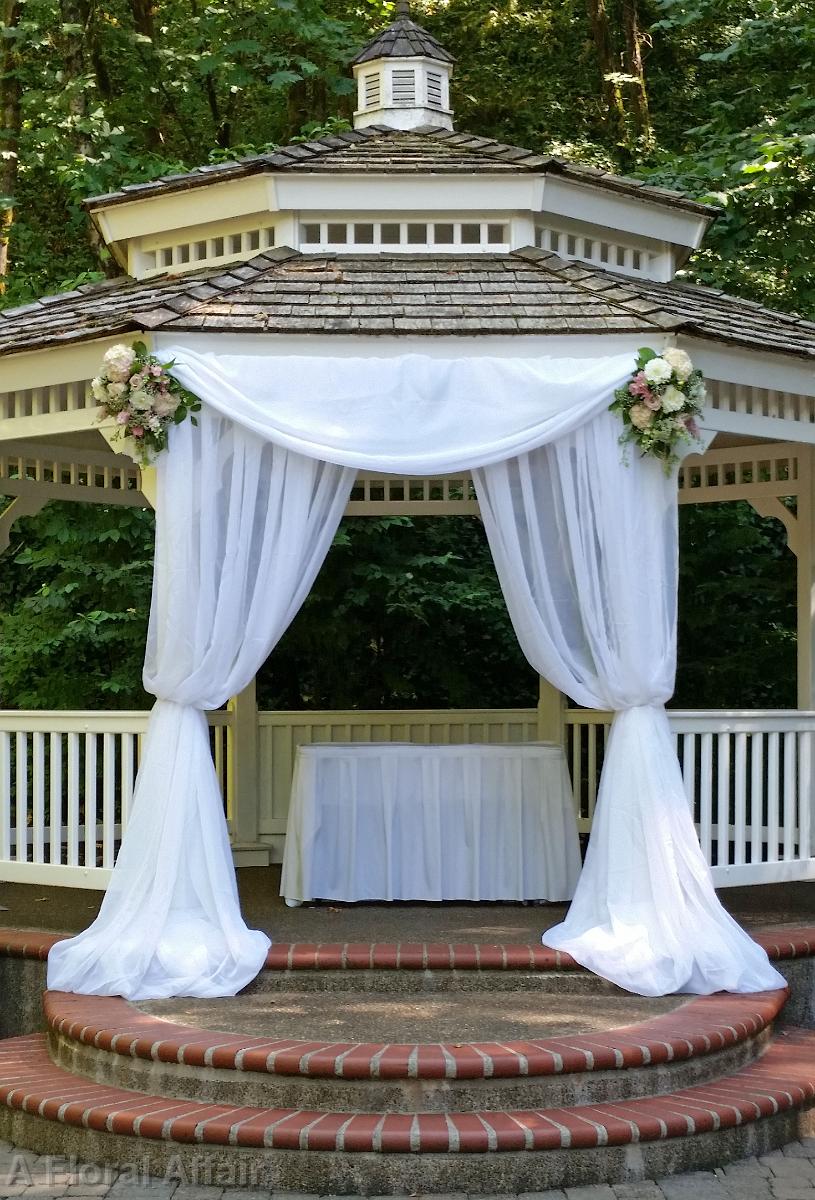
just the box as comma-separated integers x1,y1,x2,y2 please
4,1140,815,1199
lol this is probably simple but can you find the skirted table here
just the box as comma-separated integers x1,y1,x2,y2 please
280,742,582,905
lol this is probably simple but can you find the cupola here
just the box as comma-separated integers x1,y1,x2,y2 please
351,1,455,131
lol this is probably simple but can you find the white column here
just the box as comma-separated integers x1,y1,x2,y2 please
227,677,271,865
797,445,815,710
537,676,565,745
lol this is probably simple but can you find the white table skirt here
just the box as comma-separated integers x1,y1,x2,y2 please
280,742,582,904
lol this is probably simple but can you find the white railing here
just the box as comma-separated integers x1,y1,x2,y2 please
0,710,231,888
256,708,540,857
566,709,815,886
3,706,813,891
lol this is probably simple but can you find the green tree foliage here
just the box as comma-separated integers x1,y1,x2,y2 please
0,0,808,709
0,502,154,708
257,517,537,710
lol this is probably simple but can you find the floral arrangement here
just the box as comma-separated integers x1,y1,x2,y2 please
609,347,706,470
93,341,200,466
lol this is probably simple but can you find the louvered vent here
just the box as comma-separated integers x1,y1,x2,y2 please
364,72,381,108
392,69,416,102
426,71,443,109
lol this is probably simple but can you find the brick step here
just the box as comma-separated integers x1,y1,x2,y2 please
2,1029,815,1193
45,988,785,1111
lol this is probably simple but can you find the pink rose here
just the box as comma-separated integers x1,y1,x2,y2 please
129,372,144,389
130,425,145,438
150,364,163,377
643,392,661,411
115,409,131,425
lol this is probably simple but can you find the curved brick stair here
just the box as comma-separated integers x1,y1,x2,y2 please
1,932,815,1193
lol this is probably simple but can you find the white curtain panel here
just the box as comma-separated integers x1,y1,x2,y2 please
473,412,785,995
47,413,354,999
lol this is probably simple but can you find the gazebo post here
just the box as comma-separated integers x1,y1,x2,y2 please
227,677,270,864
537,676,565,745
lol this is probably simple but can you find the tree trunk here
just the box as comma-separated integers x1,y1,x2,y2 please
0,0,21,294
585,0,626,143
621,0,653,146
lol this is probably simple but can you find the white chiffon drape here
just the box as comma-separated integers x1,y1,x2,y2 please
45,348,783,1001
474,412,786,995
47,414,354,999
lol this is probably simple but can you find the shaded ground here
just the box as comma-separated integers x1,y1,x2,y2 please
138,987,681,1042
0,867,813,941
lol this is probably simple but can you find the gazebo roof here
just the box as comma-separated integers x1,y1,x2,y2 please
82,127,717,218
2,246,815,361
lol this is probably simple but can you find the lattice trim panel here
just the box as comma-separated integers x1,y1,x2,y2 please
0,441,141,503
138,223,276,278
347,473,479,516
299,218,509,253
535,224,657,277
0,381,95,423
679,443,799,505
707,379,815,428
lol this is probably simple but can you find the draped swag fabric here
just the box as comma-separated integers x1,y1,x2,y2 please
47,349,784,1000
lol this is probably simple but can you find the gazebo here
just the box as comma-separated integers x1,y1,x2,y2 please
2,7,815,1189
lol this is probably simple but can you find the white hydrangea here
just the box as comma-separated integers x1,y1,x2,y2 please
102,343,136,382
660,384,686,413
662,347,694,381
643,357,673,385
91,377,107,401
128,388,153,413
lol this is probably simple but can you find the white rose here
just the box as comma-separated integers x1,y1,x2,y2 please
103,343,136,382
128,388,153,413
662,347,694,381
661,385,686,413
108,381,127,398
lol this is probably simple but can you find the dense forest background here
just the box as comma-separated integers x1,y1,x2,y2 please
0,0,809,711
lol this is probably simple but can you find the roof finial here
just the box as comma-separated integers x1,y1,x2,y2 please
396,0,410,17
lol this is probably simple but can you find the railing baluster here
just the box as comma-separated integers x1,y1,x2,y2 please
102,732,116,870
716,731,731,868
734,731,747,865
84,732,98,868
799,729,812,864
699,733,713,863
750,732,764,865
0,732,10,860
767,731,780,863
32,732,45,864
15,731,28,863
783,730,797,861
49,733,62,866
67,732,80,867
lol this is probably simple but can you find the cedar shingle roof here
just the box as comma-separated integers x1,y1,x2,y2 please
2,246,814,361
351,10,454,65
82,127,717,217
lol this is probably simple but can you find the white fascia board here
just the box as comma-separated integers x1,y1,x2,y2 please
93,176,273,242
0,335,153,393
155,330,661,360
679,336,815,398
541,177,709,251
274,173,542,213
